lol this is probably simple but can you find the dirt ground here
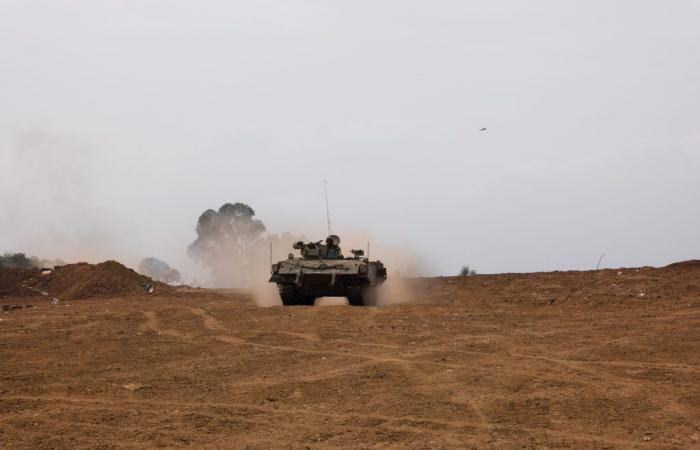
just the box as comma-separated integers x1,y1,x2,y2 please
1,266,699,449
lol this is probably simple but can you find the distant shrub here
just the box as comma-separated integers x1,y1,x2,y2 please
459,265,477,276
0,252,35,268
138,257,182,285
0,253,66,269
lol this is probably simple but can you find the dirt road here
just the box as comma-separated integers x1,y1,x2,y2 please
1,267,699,448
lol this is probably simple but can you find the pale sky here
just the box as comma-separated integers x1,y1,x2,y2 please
1,0,699,278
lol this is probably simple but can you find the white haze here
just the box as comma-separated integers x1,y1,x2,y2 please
1,1,699,278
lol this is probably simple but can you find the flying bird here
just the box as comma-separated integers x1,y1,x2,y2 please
478,127,487,132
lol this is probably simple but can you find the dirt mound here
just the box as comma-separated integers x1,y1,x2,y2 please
665,259,700,269
0,267,39,297
405,264,700,308
0,260,172,299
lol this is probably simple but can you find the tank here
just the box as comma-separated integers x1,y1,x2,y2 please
269,235,387,306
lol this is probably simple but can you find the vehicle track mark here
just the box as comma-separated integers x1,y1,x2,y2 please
468,398,490,427
214,335,246,345
141,311,191,339
276,331,321,342
5,394,640,447
190,307,227,331
233,361,377,388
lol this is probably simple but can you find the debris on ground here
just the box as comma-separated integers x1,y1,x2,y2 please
2,304,23,312
2,304,35,312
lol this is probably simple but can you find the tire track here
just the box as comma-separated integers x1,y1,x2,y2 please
140,311,191,339
190,307,228,331
4,394,639,447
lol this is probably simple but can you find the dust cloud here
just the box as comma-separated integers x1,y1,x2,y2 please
0,130,191,275
183,207,428,307
0,130,119,263
1,136,427,306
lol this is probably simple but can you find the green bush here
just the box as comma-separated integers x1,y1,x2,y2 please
0,252,35,268
459,265,477,276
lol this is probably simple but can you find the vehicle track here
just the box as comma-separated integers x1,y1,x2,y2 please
3,394,639,447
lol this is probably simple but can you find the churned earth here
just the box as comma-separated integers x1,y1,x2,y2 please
1,264,699,449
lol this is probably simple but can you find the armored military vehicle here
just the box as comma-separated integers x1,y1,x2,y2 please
269,235,387,306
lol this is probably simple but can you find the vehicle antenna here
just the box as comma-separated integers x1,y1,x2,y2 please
324,180,333,235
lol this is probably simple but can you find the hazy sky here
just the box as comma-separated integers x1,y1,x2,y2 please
1,0,699,277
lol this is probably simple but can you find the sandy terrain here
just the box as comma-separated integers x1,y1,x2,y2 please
1,266,699,449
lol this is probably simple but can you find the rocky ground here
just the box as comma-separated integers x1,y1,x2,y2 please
1,264,699,448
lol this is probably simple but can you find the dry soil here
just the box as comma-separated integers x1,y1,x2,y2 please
1,266,699,449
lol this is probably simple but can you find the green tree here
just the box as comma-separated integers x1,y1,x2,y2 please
0,252,34,268
187,202,266,286
459,265,477,276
